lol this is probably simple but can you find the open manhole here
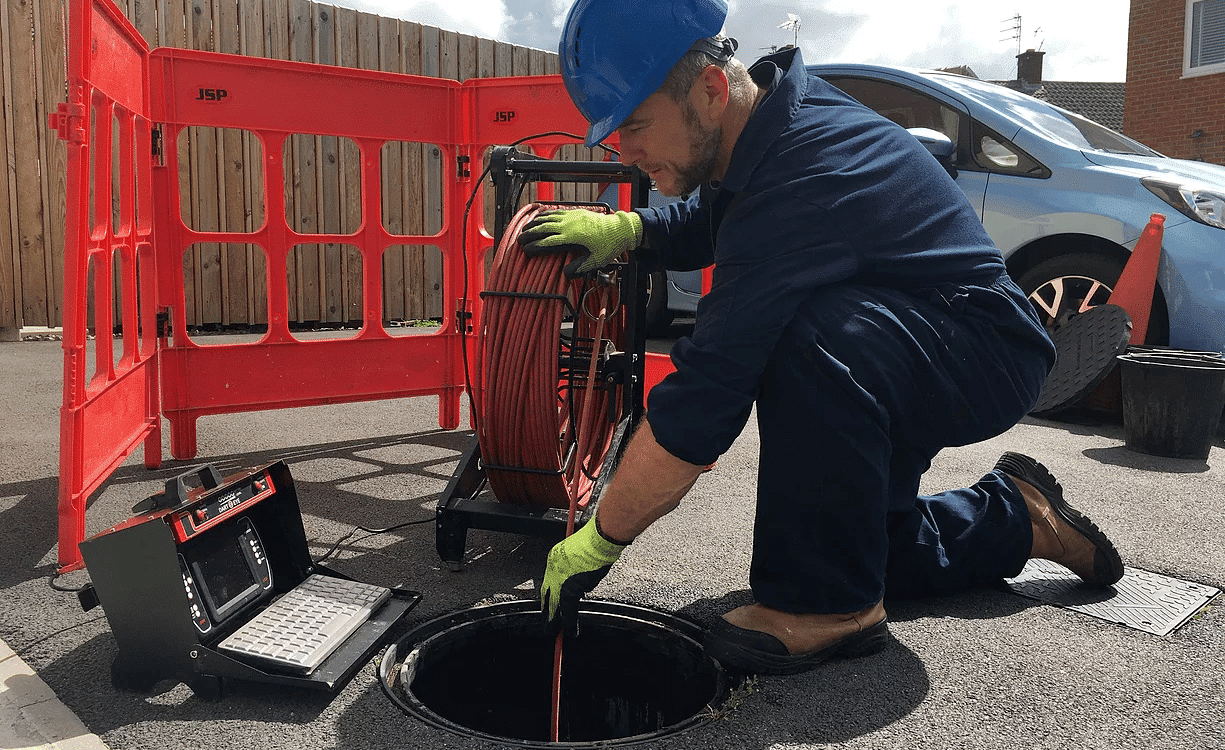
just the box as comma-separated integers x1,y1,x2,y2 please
379,599,730,747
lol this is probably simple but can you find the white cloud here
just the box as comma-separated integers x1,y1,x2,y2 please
332,0,509,40
328,0,1130,82
781,1,1127,81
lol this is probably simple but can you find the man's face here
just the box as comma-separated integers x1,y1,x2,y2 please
615,88,722,198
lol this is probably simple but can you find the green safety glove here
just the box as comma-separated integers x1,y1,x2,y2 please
540,516,628,632
518,209,643,278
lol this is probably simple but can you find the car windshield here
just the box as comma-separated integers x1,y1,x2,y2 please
1028,108,1162,156
927,73,1162,157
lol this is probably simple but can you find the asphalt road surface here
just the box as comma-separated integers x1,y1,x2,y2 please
1,331,1221,750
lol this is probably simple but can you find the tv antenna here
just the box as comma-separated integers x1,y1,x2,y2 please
1000,13,1022,56
778,13,801,48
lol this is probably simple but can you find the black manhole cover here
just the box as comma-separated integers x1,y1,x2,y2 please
1031,303,1132,416
379,599,730,747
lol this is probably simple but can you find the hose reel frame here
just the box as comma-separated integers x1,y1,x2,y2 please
434,147,652,569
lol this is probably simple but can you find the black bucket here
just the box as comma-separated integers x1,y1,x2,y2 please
379,600,730,747
1118,350,1225,459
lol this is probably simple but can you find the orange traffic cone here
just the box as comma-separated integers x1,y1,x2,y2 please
1109,213,1165,345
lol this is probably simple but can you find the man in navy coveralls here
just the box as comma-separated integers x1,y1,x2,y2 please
528,0,1125,674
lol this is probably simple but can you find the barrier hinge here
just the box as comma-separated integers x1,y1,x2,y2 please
151,126,165,165
47,102,86,144
456,155,471,179
156,309,171,339
455,301,472,334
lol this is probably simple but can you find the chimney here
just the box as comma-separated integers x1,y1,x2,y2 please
1017,49,1045,86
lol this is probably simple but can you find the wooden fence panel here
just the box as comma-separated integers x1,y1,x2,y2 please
314,2,341,324
240,0,267,325
287,0,315,323
215,0,248,326
37,0,67,328
427,27,453,320
336,6,363,325
193,0,225,327
130,0,157,45
475,36,495,240
418,24,441,322
377,16,404,322
401,21,425,323
0,0,18,333
7,0,51,329
262,0,289,327
5,0,569,333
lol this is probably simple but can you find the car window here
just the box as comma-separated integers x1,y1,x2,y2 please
1024,107,1156,154
822,76,963,151
950,88,1160,157
971,120,1051,178
918,71,1163,157
979,137,1017,167
1055,110,1163,156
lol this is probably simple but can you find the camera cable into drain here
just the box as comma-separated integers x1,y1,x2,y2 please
552,276,615,741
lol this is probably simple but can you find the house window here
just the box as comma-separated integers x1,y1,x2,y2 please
1186,0,1225,76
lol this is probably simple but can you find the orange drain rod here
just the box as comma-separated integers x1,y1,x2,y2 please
476,201,623,741
550,285,612,742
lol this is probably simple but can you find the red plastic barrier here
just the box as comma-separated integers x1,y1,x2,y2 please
643,351,676,396
51,0,163,574
52,0,675,573
146,49,473,461
640,268,712,394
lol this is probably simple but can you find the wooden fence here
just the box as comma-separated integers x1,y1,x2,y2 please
2,0,589,334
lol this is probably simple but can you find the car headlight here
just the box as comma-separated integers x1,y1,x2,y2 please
1142,177,1225,230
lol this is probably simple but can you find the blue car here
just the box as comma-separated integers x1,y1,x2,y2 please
647,64,1225,354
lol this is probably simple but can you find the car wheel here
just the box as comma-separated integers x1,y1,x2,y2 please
644,270,675,336
1015,252,1169,344
1016,253,1124,330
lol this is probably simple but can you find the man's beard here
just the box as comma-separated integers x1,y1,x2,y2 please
668,102,722,197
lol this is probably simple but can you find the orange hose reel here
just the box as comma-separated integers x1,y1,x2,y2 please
474,202,627,513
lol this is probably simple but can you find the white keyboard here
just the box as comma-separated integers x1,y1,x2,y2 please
217,574,391,674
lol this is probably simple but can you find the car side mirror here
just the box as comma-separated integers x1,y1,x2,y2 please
907,127,958,179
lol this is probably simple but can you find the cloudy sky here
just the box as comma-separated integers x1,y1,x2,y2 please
329,0,1132,82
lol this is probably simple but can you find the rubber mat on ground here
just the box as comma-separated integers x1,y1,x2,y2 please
1004,559,1219,636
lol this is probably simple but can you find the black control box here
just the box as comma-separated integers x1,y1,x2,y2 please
79,461,420,698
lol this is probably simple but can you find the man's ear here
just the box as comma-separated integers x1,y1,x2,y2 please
690,64,730,124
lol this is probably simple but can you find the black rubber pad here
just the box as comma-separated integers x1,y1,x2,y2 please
1005,559,1219,636
1031,304,1132,416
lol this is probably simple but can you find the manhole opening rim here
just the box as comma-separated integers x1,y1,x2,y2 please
378,599,730,749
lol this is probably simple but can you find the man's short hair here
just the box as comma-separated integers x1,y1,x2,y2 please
657,35,749,104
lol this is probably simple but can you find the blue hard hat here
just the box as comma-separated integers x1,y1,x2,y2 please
559,0,729,147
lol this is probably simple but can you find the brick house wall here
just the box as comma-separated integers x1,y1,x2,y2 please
1125,0,1225,164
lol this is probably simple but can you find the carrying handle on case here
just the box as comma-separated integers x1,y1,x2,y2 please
131,464,224,514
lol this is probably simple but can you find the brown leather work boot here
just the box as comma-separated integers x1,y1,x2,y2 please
995,452,1125,586
703,600,889,675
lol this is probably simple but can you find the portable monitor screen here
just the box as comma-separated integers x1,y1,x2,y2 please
187,518,268,625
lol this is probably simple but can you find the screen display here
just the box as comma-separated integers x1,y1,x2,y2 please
187,521,265,624
197,537,258,611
